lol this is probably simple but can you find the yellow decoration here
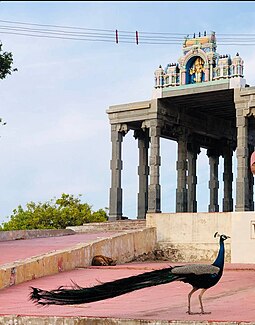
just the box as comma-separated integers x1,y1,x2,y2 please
189,57,205,83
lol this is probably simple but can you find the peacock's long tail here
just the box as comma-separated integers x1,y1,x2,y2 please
30,267,178,305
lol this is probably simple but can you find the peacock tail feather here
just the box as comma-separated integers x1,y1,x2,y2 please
30,267,178,305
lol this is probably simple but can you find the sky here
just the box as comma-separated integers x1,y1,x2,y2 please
0,1,255,224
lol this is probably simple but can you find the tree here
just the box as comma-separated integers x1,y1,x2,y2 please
0,42,17,80
0,41,17,128
0,193,108,231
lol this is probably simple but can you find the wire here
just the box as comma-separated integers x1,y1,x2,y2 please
0,19,116,33
0,19,255,45
0,19,189,44
0,30,117,42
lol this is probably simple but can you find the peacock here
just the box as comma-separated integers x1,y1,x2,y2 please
29,232,230,314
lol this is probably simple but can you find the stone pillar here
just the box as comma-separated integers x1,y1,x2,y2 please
207,148,219,212
187,140,200,212
148,120,161,213
222,143,234,212
248,144,254,211
134,128,149,219
234,89,250,211
109,124,128,221
176,129,188,212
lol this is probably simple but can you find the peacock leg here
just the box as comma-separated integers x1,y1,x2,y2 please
199,288,211,314
187,287,198,314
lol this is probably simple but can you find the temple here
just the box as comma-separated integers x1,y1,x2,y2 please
107,31,255,220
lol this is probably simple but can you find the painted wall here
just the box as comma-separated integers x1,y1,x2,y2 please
231,212,255,263
146,212,255,264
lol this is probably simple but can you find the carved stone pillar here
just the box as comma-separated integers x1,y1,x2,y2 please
248,144,254,211
147,120,161,213
134,127,149,219
176,128,188,212
222,142,234,212
234,89,251,211
207,148,220,212
187,140,200,212
109,124,128,221
235,114,249,211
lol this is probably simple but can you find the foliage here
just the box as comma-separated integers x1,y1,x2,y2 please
0,42,17,80
0,193,108,231
0,42,17,130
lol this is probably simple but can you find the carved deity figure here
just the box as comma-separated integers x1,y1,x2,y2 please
189,57,205,83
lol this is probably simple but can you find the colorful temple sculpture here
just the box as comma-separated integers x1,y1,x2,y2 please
107,31,255,220
154,31,246,97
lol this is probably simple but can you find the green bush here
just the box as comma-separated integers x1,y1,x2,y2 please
0,193,108,230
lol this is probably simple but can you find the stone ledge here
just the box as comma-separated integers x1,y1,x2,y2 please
67,220,146,232
0,229,75,242
0,220,147,241
0,315,252,325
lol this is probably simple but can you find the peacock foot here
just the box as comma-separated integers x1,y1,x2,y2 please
187,310,212,315
187,311,202,315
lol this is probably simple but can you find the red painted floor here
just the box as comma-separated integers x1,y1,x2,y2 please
1,233,255,323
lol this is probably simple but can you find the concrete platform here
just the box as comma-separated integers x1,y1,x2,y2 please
0,231,255,324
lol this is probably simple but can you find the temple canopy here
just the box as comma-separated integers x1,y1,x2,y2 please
107,31,255,220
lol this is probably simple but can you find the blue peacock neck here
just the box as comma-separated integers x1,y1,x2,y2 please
212,238,225,269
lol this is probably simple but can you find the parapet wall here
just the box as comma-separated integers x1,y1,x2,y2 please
67,219,146,232
146,212,255,264
0,220,147,241
0,229,75,241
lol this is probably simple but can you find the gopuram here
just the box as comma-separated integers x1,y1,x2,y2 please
106,31,255,221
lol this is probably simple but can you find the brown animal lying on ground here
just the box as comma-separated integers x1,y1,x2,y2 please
91,255,117,266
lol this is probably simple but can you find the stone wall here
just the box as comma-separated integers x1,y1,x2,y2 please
146,212,255,264
146,212,231,263
67,220,146,232
0,229,75,241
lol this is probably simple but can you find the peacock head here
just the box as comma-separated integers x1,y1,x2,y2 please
214,232,230,241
